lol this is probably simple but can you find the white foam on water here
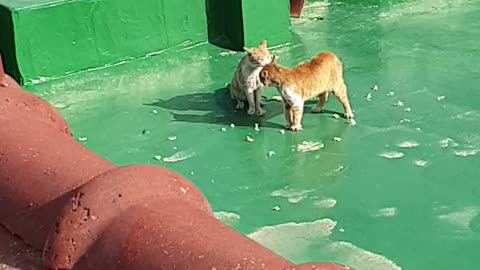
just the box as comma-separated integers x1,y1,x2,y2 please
373,207,398,218
162,150,195,163
439,138,458,148
214,211,241,225
397,141,419,148
248,219,402,270
454,149,478,157
313,198,338,209
379,152,404,159
327,242,402,270
437,207,479,231
271,189,314,204
248,219,337,259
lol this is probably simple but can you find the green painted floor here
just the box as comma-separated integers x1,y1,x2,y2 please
28,1,480,269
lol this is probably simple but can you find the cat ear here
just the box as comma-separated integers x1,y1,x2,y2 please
243,47,253,54
259,40,267,48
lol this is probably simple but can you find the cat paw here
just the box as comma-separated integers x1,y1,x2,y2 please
289,125,303,131
247,107,256,115
344,112,355,119
255,108,266,116
311,106,323,113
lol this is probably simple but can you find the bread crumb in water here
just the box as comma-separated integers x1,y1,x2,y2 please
78,137,88,142
366,92,373,101
152,110,158,114
404,107,411,112
333,137,342,142
387,91,395,96
221,127,227,131
350,119,357,126
254,123,260,131
280,129,286,134
230,123,235,128
267,151,276,157
332,114,340,119
372,84,379,91
153,155,162,161
246,136,254,143
272,206,281,211
168,136,177,141
437,95,445,101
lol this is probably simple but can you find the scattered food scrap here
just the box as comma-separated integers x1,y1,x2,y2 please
254,123,260,132
153,155,162,161
267,151,276,157
297,141,324,152
168,136,177,141
394,100,405,107
437,95,445,101
414,160,428,166
78,137,88,142
272,206,281,211
333,137,342,142
372,84,379,91
246,136,254,143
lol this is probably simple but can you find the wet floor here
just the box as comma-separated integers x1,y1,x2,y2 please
29,1,480,269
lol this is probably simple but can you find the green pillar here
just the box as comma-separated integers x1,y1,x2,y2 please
206,0,291,51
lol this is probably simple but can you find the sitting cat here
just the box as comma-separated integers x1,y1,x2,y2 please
228,40,273,116
259,51,354,131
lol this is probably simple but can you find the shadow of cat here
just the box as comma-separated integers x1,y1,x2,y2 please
144,87,344,129
144,87,286,129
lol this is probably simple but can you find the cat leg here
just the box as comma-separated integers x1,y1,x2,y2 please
333,83,354,119
246,90,256,115
254,88,266,116
312,92,329,113
283,102,293,129
235,99,245,110
290,102,304,131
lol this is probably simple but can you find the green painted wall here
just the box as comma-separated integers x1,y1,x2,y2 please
0,0,208,84
0,0,291,85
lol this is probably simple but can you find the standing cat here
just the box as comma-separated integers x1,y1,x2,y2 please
259,51,354,131
228,40,273,116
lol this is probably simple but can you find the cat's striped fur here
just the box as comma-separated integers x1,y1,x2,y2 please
228,40,272,116
259,51,354,131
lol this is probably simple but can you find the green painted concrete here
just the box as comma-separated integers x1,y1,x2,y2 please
27,0,480,269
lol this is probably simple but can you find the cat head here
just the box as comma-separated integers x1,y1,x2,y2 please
259,55,280,86
244,40,273,67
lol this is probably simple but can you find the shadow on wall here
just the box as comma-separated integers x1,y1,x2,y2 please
205,0,245,51
0,6,21,83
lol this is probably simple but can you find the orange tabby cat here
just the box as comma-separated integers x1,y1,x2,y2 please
259,51,354,131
